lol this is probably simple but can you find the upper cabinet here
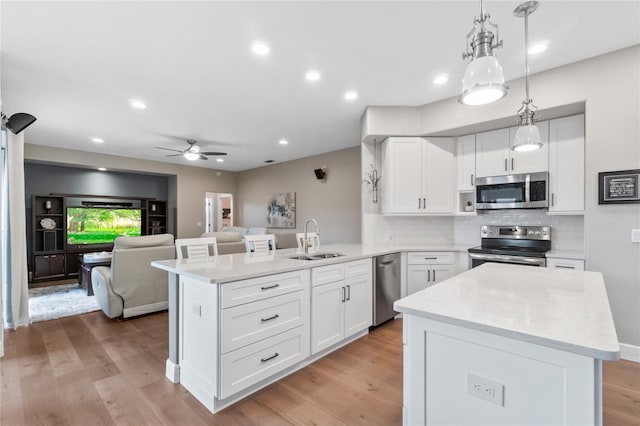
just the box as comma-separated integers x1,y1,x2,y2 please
456,134,476,192
476,122,549,177
382,137,454,214
548,114,585,213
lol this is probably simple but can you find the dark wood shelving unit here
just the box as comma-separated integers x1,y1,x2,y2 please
29,194,168,284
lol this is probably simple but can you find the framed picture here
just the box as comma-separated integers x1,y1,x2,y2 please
266,192,296,228
598,169,640,204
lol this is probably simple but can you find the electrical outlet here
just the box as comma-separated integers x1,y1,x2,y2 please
632,229,640,243
467,373,504,406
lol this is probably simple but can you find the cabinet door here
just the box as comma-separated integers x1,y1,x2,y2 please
509,121,549,174
383,138,424,213
476,128,510,177
48,254,65,275
311,281,345,354
344,273,373,338
34,255,50,278
423,138,455,213
549,115,585,212
407,265,429,295
456,134,476,191
429,265,453,285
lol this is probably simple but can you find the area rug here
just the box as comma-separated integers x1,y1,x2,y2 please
29,284,100,322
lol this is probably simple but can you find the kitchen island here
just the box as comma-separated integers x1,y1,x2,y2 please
151,243,469,413
394,263,619,426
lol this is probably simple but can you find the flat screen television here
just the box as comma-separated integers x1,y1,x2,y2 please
67,207,142,245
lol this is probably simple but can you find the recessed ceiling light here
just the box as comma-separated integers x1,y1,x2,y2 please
251,40,270,56
528,41,549,55
279,139,289,145
305,70,321,81
129,99,147,109
98,167,107,171
433,74,449,85
91,137,104,143
344,90,358,101
216,158,224,163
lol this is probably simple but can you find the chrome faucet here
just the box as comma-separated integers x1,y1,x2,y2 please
303,219,320,254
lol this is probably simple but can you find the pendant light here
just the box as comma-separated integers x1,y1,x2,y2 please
512,1,542,152
459,0,507,106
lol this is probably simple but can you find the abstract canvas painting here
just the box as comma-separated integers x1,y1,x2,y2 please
266,192,296,228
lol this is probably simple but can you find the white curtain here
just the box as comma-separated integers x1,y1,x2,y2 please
2,130,30,329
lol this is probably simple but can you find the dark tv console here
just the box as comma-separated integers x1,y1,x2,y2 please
29,194,167,284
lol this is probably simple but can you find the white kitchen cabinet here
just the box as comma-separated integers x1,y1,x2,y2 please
382,137,454,214
311,259,373,354
476,123,549,177
406,252,454,296
456,134,476,191
548,114,585,213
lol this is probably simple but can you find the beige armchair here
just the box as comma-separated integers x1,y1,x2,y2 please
92,234,175,319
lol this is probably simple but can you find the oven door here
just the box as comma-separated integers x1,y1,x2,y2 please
469,252,546,268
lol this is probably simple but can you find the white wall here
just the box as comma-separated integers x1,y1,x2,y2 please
236,147,361,244
362,46,640,346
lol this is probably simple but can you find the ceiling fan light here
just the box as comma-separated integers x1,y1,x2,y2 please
459,56,507,106
184,152,200,161
513,123,542,151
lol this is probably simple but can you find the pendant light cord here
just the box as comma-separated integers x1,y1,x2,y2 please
524,9,530,103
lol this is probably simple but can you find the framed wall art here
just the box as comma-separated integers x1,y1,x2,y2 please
598,169,640,204
266,192,296,228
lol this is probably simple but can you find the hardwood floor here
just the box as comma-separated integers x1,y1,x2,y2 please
1,312,638,425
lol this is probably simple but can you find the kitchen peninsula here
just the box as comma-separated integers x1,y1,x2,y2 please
394,263,619,426
152,246,619,421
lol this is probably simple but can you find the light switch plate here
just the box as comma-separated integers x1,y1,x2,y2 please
632,229,640,243
192,303,202,317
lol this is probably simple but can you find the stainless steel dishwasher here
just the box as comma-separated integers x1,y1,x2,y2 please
373,253,401,326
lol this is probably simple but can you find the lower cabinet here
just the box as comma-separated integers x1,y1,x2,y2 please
311,258,373,355
33,253,65,279
406,252,453,295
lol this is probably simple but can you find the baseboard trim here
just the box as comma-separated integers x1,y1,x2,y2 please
620,343,640,362
166,359,180,383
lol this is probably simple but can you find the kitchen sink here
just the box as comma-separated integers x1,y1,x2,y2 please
288,252,345,261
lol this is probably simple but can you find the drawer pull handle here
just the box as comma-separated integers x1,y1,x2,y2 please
260,314,280,322
555,265,575,269
261,352,280,363
261,283,280,291
424,257,437,260
346,285,351,301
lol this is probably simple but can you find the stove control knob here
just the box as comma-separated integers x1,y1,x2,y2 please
535,231,541,236
542,231,548,236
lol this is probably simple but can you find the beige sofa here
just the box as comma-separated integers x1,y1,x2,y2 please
91,234,175,319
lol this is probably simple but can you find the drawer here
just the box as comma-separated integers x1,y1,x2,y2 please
221,270,309,308
311,263,345,287
219,325,310,399
546,258,585,271
407,251,453,265
344,258,372,278
221,288,309,353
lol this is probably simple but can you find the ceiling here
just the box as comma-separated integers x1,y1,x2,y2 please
2,1,639,172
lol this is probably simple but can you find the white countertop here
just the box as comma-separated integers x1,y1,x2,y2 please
394,263,620,360
151,242,471,283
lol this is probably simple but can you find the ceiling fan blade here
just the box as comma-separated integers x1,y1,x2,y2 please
200,151,227,156
156,147,185,153
165,154,183,157
199,155,209,160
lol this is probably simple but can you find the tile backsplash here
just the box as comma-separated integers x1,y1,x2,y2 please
363,211,584,252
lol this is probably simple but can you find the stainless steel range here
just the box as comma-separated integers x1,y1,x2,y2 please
468,225,551,268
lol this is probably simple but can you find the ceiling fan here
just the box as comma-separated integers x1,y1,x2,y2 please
156,139,227,161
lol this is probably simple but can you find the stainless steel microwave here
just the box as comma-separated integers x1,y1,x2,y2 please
475,172,549,210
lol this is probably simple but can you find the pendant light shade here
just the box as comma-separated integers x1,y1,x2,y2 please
512,1,542,152
459,0,507,106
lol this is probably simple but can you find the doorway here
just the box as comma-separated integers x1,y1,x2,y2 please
205,192,233,232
